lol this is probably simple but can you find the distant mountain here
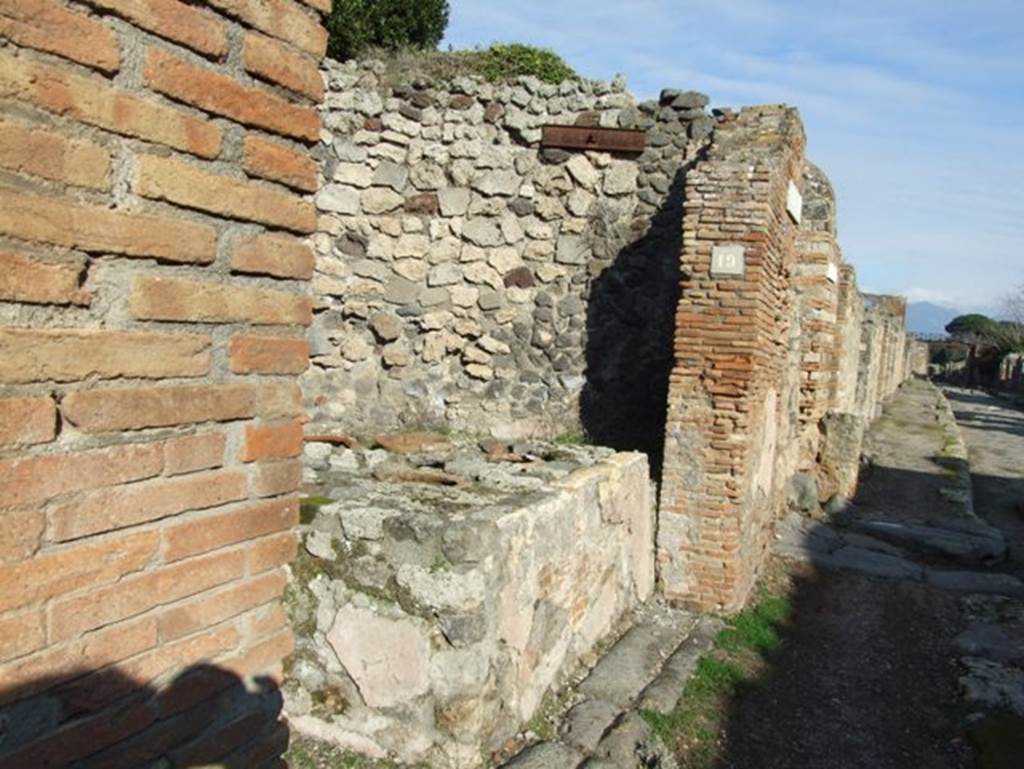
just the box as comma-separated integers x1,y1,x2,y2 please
906,302,957,337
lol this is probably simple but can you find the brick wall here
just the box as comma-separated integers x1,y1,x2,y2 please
657,106,806,611
0,0,329,765
656,106,916,612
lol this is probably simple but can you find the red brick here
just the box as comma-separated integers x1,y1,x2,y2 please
0,0,120,73
158,569,287,641
59,623,241,715
163,498,298,562
231,232,315,280
49,547,246,640
83,0,228,58
171,708,269,768
0,698,154,769
0,441,163,511
243,32,324,101
61,382,258,433
251,460,303,498
296,0,331,14
0,608,45,661
205,0,327,57
229,334,309,374
0,50,222,157
0,616,156,706
213,720,290,769
0,250,90,306
241,420,303,462
0,510,44,565
256,382,305,418
0,118,111,189
221,628,294,679
243,133,318,192
0,187,217,262
50,469,249,542
247,601,288,639
0,327,211,384
247,531,297,574
130,275,312,326
0,530,159,613
0,396,56,447
134,153,316,233
162,431,226,476
143,48,320,143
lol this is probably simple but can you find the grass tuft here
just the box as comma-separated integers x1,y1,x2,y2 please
300,496,334,525
641,577,793,768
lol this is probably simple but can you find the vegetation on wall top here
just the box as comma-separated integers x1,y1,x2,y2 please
327,0,451,62
325,0,580,84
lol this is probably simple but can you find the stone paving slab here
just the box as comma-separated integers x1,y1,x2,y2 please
500,604,707,769
638,615,724,713
577,608,697,708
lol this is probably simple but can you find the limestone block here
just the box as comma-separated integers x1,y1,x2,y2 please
461,219,503,247
602,161,639,195
362,188,404,214
566,155,599,190
472,170,520,197
438,187,471,216
317,185,360,214
327,606,431,708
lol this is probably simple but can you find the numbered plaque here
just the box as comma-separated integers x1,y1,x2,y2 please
711,245,745,278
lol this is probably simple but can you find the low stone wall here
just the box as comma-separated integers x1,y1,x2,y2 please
286,436,654,767
305,60,711,451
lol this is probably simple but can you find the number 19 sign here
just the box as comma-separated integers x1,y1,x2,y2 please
711,245,745,278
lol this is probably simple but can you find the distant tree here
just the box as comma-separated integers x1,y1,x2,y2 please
992,284,1024,353
327,0,450,62
945,313,999,343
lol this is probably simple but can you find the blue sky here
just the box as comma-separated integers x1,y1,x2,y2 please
443,0,1024,314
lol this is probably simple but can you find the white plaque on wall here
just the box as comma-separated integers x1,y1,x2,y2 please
826,263,839,283
786,180,803,224
711,245,745,278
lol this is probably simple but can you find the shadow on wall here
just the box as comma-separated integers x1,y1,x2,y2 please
0,664,286,768
581,165,691,480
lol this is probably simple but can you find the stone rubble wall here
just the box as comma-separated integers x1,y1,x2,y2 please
304,59,713,449
657,105,918,611
0,0,329,766
996,352,1024,392
288,439,654,768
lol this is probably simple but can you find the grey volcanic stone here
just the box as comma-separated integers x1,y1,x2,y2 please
671,91,709,109
561,699,619,753
503,741,584,769
556,235,590,265
925,570,1024,596
373,161,409,191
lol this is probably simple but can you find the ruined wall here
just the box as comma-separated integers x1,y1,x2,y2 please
289,438,653,768
833,264,865,413
906,339,930,379
656,106,916,611
996,352,1024,392
858,294,910,419
304,60,712,451
0,0,328,765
